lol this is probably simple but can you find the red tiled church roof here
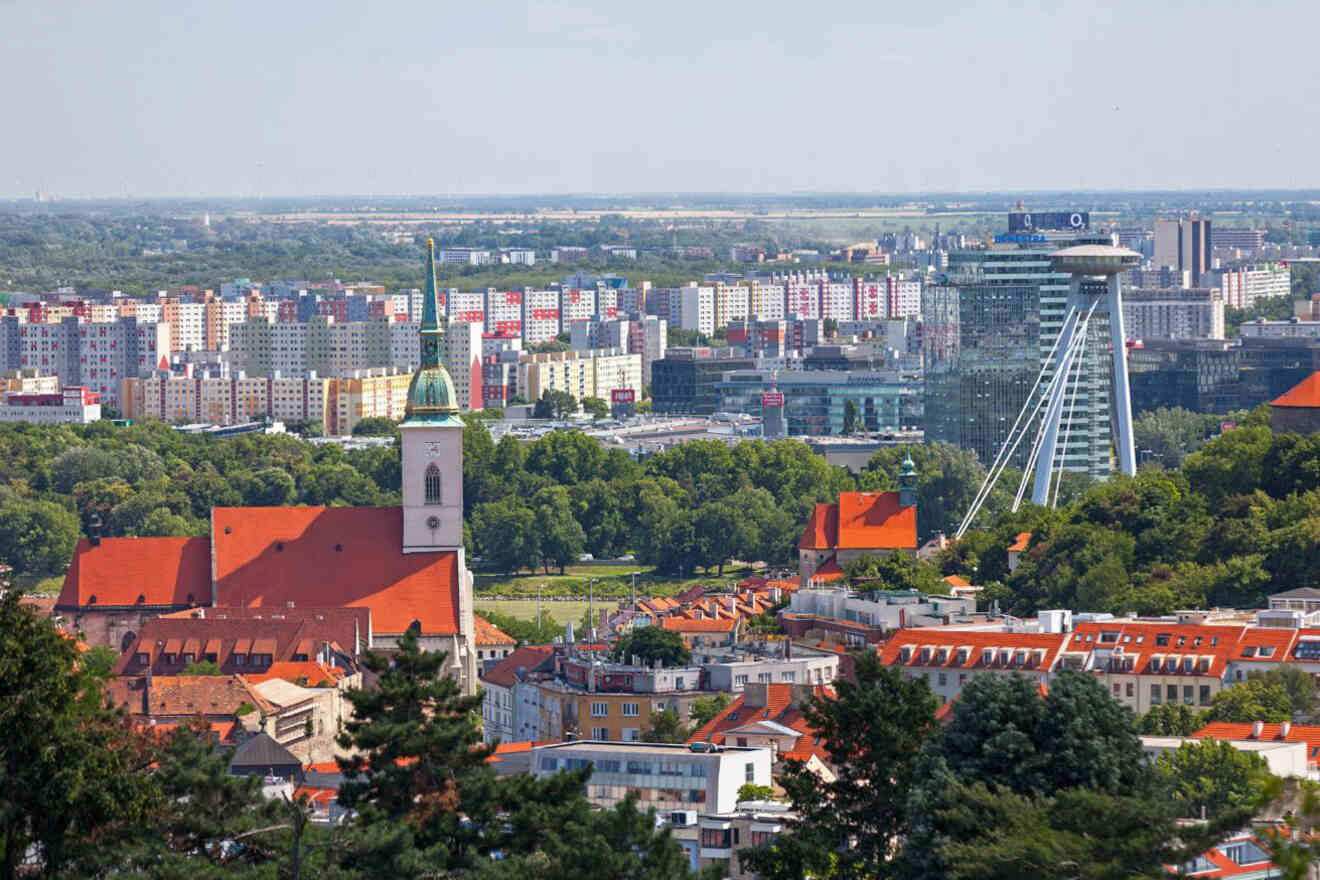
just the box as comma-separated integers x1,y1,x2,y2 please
474,614,515,646
212,506,460,636
799,492,916,552
57,537,211,609
1271,371,1320,408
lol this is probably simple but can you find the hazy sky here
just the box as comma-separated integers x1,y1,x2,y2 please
2,0,1318,198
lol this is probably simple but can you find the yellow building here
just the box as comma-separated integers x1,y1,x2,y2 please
518,348,642,405
326,369,412,435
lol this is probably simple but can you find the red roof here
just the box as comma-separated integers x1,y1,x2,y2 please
245,661,344,686
212,507,460,636
879,628,1069,671
481,645,554,689
1066,621,1241,677
661,617,737,633
942,574,972,588
1007,531,1032,553
1271,371,1320,408
810,557,846,583
57,537,211,609
799,492,916,552
1192,722,1320,767
688,683,833,764
474,614,515,646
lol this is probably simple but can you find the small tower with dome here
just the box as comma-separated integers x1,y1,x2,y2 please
899,449,919,509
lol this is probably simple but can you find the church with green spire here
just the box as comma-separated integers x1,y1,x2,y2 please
402,238,463,426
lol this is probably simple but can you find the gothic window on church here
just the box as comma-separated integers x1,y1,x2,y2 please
424,464,443,505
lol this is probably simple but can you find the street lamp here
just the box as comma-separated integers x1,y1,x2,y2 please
630,571,641,613
588,578,598,640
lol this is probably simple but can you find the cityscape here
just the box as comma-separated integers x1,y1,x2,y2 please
5,1,1320,879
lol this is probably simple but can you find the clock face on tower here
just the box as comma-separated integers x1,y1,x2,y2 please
424,441,446,458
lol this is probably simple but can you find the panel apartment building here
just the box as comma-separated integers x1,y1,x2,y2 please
0,315,170,409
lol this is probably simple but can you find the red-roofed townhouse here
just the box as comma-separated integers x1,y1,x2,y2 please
661,616,739,650
1270,370,1320,434
54,243,481,693
1191,721,1320,780
879,627,1069,704
797,482,918,587
480,646,555,745
1061,621,1243,714
687,682,836,782
474,614,516,669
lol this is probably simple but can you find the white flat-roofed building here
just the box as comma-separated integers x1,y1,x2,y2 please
439,247,491,266
530,741,772,814
0,386,100,424
1123,288,1225,340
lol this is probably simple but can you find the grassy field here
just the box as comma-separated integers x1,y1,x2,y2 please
473,599,597,627
471,564,759,600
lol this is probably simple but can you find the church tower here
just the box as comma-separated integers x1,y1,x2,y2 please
400,238,465,554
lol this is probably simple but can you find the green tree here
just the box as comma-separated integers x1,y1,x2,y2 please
864,443,995,539
740,652,937,880
843,551,946,594
0,585,156,879
581,396,609,419
1132,407,1223,468
641,707,689,743
240,466,297,506
532,389,577,419
689,694,731,729
1207,678,1292,723
351,416,399,437
1155,738,1270,821
182,660,223,675
0,499,80,575
1251,666,1320,722
1139,702,1208,736
471,497,539,574
532,487,587,574
738,783,775,802
610,626,691,667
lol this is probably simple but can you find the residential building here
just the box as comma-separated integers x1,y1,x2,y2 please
0,369,58,394
1211,227,1267,252
660,617,739,650
786,588,975,637
880,627,1069,704
521,288,561,344
551,246,589,264
687,683,834,780
481,646,555,745
1211,262,1292,309
530,741,772,815
0,385,100,424
439,247,491,266
444,320,483,411
676,285,717,336
703,654,840,693
326,369,412,434
473,614,516,668
1122,288,1224,340
517,348,642,404
1,316,170,409
797,480,918,584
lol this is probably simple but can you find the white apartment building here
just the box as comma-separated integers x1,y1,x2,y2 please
714,284,751,329
1211,263,1292,309
819,282,854,322
785,282,820,319
531,742,773,815
748,282,786,321
518,348,643,403
561,289,596,327
522,289,561,344
439,247,492,266
448,291,485,325
1123,290,1225,340
444,320,483,411
485,290,522,338
596,288,620,320
677,285,716,336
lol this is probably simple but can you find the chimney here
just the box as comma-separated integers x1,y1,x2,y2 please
744,682,768,709
1281,721,1292,738
1251,720,1264,739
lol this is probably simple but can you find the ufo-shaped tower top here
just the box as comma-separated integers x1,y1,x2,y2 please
1049,244,1141,277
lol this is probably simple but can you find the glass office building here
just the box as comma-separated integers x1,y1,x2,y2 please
925,246,1113,481
717,369,917,436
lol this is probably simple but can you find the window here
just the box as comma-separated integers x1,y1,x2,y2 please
758,673,772,683
745,762,755,783
591,726,609,740
937,672,947,687
232,653,247,666
622,727,640,742
781,671,795,681
424,464,443,505
591,702,608,717
622,702,639,717
1200,685,1212,705
1151,684,1162,705
734,674,748,687
736,737,748,747
134,652,149,665
675,677,686,689
1126,683,1134,698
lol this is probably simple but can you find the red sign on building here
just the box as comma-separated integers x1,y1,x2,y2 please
611,389,636,404
761,392,785,407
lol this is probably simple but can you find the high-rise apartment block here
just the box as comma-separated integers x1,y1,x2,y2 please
517,349,642,405
0,316,169,409
443,321,484,411
1209,263,1291,309
1122,289,1225,340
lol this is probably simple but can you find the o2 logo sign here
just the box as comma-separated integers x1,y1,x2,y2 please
1009,211,1089,233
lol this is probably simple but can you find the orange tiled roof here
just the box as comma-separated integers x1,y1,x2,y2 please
661,617,736,633
1066,621,1241,678
942,574,972,588
245,661,344,686
1007,532,1032,553
212,507,460,636
688,683,834,764
1271,371,1320,408
1193,722,1320,766
879,628,1069,671
481,645,554,689
57,537,211,609
810,557,846,583
474,614,516,646
799,492,916,552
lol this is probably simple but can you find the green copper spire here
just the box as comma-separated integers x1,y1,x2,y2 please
403,239,461,424
420,238,443,369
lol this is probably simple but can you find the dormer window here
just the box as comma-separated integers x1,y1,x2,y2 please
424,463,443,505
1259,646,1276,658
